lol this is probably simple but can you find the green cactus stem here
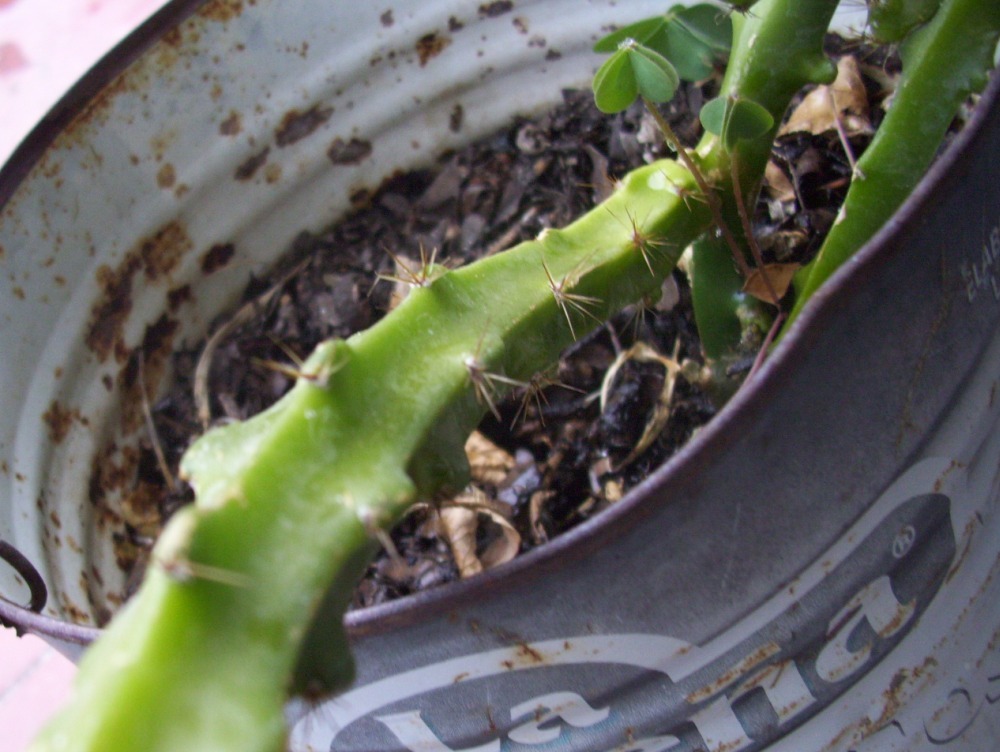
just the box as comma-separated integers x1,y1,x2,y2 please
685,0,837,366
786,0,1000,331
867,0,942,43
31,159,710,752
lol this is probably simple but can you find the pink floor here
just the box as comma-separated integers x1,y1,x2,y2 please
0,631,75,752
1,1,169,749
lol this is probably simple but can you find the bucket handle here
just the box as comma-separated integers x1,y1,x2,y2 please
0,539,48,614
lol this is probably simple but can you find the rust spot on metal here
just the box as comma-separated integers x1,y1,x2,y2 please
150,131,178,163
219,111,243,136
167,284,193,311
449,103,464,133
157,163,177,189
49,511,62,529
479,1,514,18
327,137,373,166
235,147,270,180
448,16,465,32
945,517,976,583
196,0,246,22
515,641,545,665
162,27,183,49
201,242,236,274
43,401,85,444
416,32,451,67
686,641,781,704
139,222,192,282
85,222,192,362
933,459,964,493
264,163,282,184
60,597,92,626
380,9,394,27
513,17,529,34
275,105,333,147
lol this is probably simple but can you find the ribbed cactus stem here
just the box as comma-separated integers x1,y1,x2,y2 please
31,159,711,752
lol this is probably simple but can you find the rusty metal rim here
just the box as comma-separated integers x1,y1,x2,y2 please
0,3,995,647
0,0,204,210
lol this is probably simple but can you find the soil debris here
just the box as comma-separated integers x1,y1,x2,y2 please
112,42,901,610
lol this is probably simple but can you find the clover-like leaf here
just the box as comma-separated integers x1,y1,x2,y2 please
594,6,732,83
699,96,729,137
594,42,679,113
673,4,732,53
700,95,774,151
593,48,640,113
628,45,680,104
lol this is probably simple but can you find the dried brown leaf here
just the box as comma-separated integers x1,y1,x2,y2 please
742,263,801,303
439,505,482,577
764,160,797,203
438,487,521,578
465,431,517,487
528,489,556,545
780,56,870,137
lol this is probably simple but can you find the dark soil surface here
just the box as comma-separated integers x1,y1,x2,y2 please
118,38,895,609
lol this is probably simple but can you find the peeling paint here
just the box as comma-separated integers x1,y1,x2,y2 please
156,162,176,189
42,401,86,444
479,1,514,18
327,137,373,165
219,110,243,136
234,146,270,180
275,105,333,147
196,0,247,23
86,221,191,362
200,242,235,273
415,32,451,67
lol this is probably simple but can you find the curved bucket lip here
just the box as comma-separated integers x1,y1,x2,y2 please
0,1,995,646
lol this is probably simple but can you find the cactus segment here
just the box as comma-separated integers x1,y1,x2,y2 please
30,160,709,752
787,0,1000,330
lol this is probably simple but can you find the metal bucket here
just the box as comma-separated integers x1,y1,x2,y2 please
1,2,998,750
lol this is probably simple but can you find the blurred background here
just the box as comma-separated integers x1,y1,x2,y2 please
1,3,169,749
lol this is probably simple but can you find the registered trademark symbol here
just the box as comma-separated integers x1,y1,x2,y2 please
892,525,916,558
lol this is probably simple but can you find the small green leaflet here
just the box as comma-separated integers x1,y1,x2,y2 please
593,4,732,82
699,95,774,151
593,42,680,113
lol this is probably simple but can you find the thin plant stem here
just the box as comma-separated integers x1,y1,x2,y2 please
730,157,780,306
642,96,751,279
